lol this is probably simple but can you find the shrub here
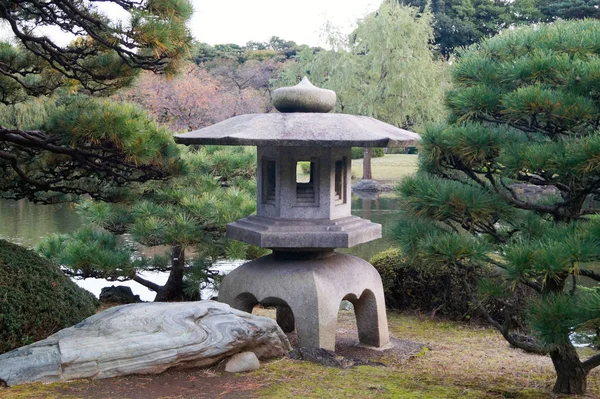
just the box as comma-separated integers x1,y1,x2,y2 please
371,248,534,324
0,240,98,354
387,146,419,154
371,249,473,319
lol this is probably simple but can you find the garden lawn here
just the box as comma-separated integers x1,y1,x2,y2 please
2,310,598,399
351,154,418,183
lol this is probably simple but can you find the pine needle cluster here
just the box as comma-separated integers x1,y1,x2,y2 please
39,146,262,301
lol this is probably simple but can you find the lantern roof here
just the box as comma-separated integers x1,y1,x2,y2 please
174,113,420,147
174,77,421,147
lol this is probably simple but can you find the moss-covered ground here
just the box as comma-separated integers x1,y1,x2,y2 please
254,311,600,399
3,310,598,399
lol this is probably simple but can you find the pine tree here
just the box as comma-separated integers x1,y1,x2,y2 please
0,0,192,203
39,146,264,301
399,0,600,57
396,20,600,394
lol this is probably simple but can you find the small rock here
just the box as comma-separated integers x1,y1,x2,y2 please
225,351,260,373
352,179,382,192
339,300,354,311
99,285,140,304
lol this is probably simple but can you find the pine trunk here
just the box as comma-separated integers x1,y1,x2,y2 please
550,343,587,395
362,148,372,180
154,245,186,302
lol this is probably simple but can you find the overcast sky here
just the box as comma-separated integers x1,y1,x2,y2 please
190,0,382,46
0,0,383,48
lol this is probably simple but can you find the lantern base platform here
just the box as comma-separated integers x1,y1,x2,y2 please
218,251,389,351
226,215,381,249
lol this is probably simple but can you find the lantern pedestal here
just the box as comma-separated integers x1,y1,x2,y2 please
218,251,389,350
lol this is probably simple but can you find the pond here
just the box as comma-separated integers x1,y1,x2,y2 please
0,194,403,300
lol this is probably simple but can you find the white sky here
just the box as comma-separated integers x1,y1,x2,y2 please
190,0,382,46
0,0,383,47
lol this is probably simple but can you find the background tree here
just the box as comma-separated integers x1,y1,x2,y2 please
396,20,600,394
399,0,599,57
277,1,447,178
207,58,282,114
117,61,278,132
191,36,305,65
537,0,600,20
0,0,191,203
39,146,263,301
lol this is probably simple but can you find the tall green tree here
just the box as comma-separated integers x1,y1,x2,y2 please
537,0,600,20
278,1,447,178
39,146,262,301
400,0,600,57
396,20,600,394
0,0,192,203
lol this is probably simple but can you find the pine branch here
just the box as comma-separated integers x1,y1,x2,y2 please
582,353,600,373
580,269,600,282
1,125,172,203
132,274,162,293
455,262,546,354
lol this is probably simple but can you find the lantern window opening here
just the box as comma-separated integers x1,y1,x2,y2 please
295,160,317,206
262,158,277,205
334,157,347,205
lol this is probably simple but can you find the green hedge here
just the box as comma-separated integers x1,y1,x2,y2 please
0,240,98,354
371,249,474,319
371,248,533,325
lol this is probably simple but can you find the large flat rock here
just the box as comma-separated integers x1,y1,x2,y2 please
0,301,291,386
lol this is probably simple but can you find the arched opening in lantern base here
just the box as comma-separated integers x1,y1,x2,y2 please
232,293,295,334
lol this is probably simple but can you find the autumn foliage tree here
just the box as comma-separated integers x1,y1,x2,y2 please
119,60,280,133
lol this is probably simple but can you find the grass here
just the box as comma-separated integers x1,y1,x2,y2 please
255,312,600,399
351,154,418,182
295,154,419,184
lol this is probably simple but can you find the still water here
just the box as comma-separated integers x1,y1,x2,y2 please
0,194,402,300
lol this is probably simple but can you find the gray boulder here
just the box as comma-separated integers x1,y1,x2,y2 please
0,301,291,386
352,179,382,192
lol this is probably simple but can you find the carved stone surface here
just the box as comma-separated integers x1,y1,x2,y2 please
0,301,291,387
227,215,381,249
174,113,420,147
220,251,390,351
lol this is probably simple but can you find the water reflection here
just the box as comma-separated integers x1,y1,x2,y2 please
0,194,402,260
0,195,402,300
0,199,82,247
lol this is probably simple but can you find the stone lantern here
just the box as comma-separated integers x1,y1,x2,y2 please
175,78,420,350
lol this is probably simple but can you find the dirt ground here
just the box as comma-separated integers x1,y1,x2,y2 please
2,311,423,399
